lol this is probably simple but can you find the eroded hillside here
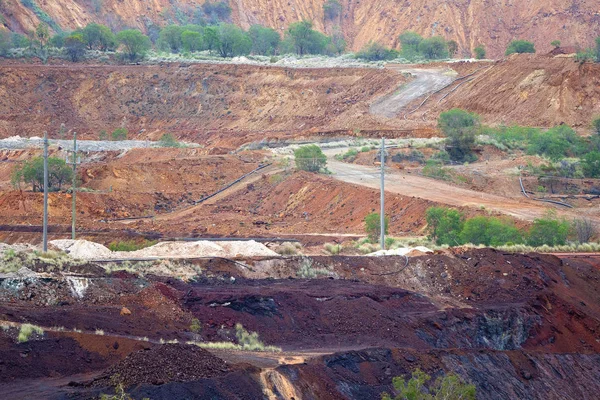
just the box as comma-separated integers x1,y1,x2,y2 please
1,0,600,58
0,63,405,144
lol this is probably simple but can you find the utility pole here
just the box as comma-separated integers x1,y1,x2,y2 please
380,137,385,250
66,131,80,240
42,131,48,252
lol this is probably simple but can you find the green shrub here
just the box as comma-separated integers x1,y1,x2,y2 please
430,150,451,164
324,243,342,254
79,23,116,51
505,40,535,55
381,368,476,400
158,133,180,147
297,257,331,278
283,20,331,55
294,144,327,172
527,213,570,247
438,109,479,162
398,31,423,61
64,34,86,62
181,30,203,52
111,128,128,141
275,242,300,255
426,207,464,246
190,318,201,333
356,42,398,61
337,148,359,161
460,216,523,246
474,45,486,59
364,212,389,243
248,25,280,55
216,23,252,58
116,29,151,61
108,240,157,252
11,157,73,192
418,36,449,59
575,48,595,64
582,151,600,178
526,125,586,161
18,324,44,343
422,160,451,181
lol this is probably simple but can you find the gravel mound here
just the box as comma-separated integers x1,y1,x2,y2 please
48,239,278,260
50,239,113,259
93,344,230,387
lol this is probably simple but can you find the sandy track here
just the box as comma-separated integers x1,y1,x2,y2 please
328,160,600,223
370,68,455,118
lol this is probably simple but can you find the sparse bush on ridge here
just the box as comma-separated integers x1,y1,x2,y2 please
18,324,44,343
294,144,327,173
324,243,342,254
108,240,157,252
382,368,476,400
297,257,331,278
505,39,535,55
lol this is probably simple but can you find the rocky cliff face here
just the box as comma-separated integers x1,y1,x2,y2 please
1,0,599,58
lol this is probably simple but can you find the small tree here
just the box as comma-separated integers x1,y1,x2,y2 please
438,109,479,162
217,23,252,58
399,31,423,60
35,23,50,49
111,128,128,141
425,207,464,245
573,219,596,243
157,25,185,53
11,157,73,192
284,21,329,55
364,212,389,243
551,40,561,48
294,144,327,172
248,25,280,55
323,0,342,20
116,29,151,61
64,34,86,62
474,45,486,59
158,133,180,147
381,368,476,400
80,23,116,51
356,42,398,61
203,26,220,54
49,32,68,48
418,36,449,59
595,37,600,62
505,40,535,55
460,216,523,246
582,151,600,178
181,30,204,52
527,212,570,247
447,40,458,57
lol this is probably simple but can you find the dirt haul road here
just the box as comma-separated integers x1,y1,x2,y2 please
370,68,456,118
327,159,600,224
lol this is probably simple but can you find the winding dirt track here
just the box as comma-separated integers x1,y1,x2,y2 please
327,159,600,224
369,68,455,118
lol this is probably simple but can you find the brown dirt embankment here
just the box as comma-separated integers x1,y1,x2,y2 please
0,63,406,146
431,55,600,129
